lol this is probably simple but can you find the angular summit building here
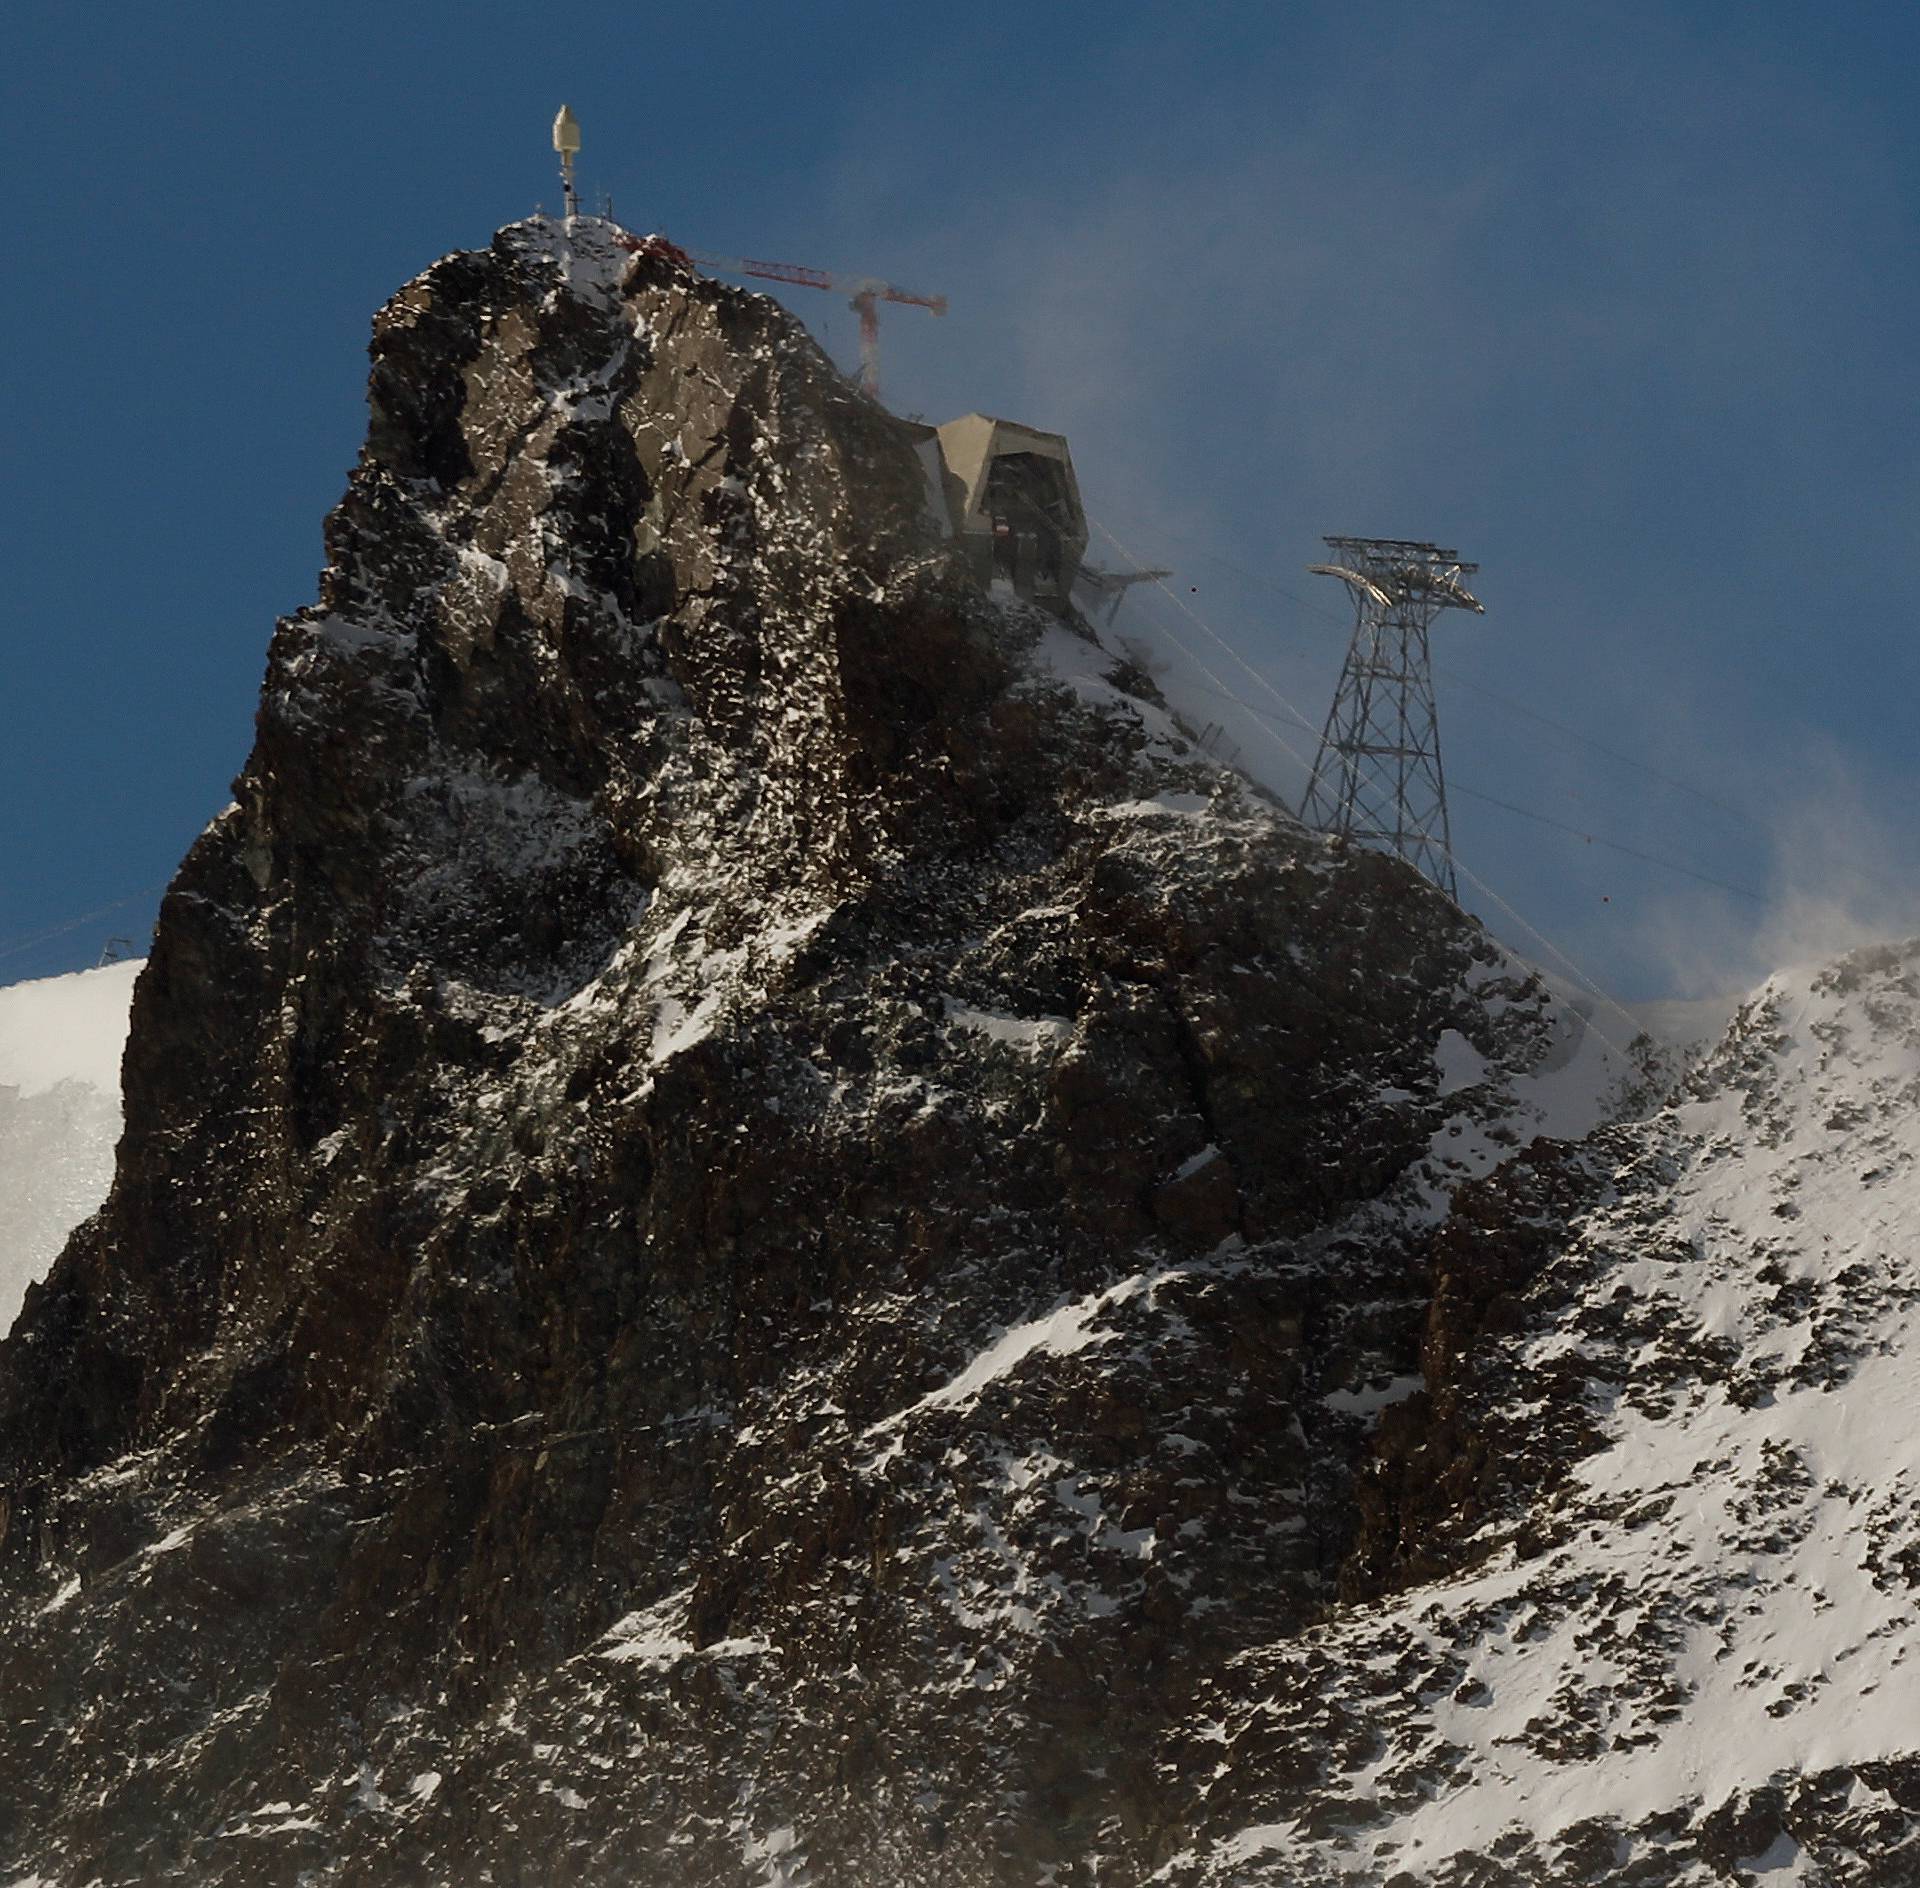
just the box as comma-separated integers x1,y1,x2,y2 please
914,413,1088,614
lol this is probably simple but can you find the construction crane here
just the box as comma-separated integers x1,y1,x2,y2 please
690,252,946,400
540,112,943,396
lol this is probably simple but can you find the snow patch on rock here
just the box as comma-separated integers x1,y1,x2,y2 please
0,959,140,1332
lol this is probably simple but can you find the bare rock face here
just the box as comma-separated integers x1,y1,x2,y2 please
0,220,1629,1885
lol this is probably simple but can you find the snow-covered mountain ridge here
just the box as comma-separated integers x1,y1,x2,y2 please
1162,939,1920,1884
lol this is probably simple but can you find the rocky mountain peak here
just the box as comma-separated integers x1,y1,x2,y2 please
0,220,1691,1885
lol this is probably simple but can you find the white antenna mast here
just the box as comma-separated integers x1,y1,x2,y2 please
552,104,581,219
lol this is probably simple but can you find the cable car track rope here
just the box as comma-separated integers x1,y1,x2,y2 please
0,887,167,971
1085,515,1660,1051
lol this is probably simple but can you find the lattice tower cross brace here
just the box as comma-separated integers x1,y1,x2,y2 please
1298,537,1484,900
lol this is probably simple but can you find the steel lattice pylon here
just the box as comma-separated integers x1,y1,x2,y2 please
1299,537,1484,900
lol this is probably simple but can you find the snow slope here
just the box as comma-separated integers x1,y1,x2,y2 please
1167,937,1920,1883
0,961,139,1332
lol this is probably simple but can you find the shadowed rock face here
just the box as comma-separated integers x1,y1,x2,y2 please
0,220,1617,1886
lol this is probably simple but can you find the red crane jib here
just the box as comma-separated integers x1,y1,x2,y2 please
604,236,944,316
696,254,946,316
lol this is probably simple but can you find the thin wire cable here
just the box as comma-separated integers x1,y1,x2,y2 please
1174,538,1920,906
1443,848,1646,1056
1089,516,1337,801
1450,784,1767,904
1107,577,1765,911
1087,523,1647,1054
1109,586,1322,785
0,887,166,969
1433,667,1758,831
1104,524,1813,854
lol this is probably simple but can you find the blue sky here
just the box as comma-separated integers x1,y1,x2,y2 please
5,1,1919,998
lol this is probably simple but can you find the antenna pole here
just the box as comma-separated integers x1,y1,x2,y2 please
552,105,582,219
1299,537,1483,900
